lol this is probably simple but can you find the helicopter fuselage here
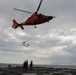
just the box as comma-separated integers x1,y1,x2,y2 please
20,12,54,26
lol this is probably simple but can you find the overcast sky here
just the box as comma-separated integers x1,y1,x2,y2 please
0,0,76,65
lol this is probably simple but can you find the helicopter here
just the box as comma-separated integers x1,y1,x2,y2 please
12,0,55,30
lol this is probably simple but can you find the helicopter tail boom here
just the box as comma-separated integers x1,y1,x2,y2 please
12,19,24,30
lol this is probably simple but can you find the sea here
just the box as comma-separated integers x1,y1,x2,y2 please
0,63,76,69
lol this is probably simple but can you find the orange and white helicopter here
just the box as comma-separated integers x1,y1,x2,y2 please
12,0,54,30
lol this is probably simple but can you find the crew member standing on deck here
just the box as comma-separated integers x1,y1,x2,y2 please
29,60,33,70
26,60,28,70
23,60,28,71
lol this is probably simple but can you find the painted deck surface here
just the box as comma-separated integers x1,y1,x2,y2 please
0,67,76,75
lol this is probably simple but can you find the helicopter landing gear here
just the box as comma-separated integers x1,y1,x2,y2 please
34,25,36,28
47,21,49,22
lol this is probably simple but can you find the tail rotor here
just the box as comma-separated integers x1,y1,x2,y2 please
12,19,24,30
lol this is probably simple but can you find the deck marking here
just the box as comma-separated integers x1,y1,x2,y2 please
22,73,37,75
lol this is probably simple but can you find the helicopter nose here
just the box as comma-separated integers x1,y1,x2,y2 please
49,16,55,20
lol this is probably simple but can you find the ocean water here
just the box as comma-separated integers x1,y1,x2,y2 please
0,63,22,68
36,65,76,69
0,63,76,69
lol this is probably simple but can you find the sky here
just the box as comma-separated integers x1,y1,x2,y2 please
0,0,76,65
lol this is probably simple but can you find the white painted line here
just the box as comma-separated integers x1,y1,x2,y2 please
64,73,72,75
49,72,73,75
43,74,48,75
9,74,14,75
22,73,37,75
0,72,3,73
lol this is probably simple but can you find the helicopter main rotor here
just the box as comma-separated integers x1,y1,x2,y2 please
36,0,43,13
13,0,43,14
13,8,33,14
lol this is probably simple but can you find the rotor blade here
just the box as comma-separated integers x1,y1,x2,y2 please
13,8,33,14
36,0,43,12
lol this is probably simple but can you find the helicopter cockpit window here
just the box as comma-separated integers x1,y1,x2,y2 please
38,14,42,19
27,17,31,20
